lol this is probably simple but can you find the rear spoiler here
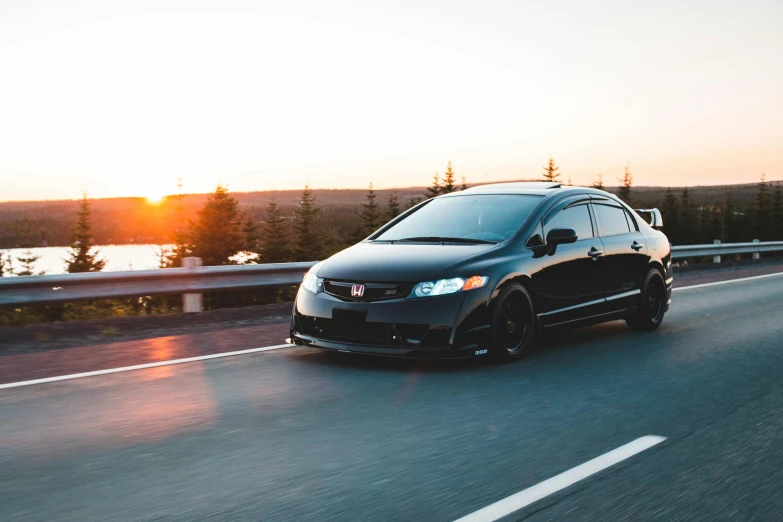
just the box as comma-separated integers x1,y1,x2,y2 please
634,208,663,230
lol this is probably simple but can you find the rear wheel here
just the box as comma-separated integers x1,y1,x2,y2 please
490,283,536,363
626,268,666,332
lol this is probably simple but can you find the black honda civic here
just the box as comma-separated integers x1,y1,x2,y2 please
289,182,673,362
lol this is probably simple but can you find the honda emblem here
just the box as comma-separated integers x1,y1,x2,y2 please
351,284,365,297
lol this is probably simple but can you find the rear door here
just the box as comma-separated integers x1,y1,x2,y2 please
590,199,648,312
531,198,608,327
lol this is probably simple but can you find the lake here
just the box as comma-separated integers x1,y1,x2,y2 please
2,245,171,275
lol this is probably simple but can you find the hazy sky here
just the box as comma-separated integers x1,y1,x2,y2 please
0,0,781,201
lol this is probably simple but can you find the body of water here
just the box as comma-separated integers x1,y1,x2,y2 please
3,245,171,275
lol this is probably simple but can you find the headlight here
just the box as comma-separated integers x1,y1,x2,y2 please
411,275,488,298
301,264,324,294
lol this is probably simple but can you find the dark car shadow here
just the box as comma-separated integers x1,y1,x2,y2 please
286,320,643,373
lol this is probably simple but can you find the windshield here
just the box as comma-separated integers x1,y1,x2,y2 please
373,194,543,243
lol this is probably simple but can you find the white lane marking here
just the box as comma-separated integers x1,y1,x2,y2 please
453,435,666,522
673,271,783,292
0,344,292,390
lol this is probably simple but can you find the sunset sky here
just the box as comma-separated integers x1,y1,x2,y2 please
0,0,781,201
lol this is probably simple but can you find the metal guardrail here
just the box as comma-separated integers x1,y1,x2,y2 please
0,260,316,308
1,240,782,309
671,240,783,260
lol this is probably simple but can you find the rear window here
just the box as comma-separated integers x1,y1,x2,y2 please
593,204,632,236
373,194,543,243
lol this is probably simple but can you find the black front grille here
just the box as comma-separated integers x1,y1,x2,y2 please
323,280,413,301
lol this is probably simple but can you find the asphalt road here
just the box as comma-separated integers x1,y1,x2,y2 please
2,275,783,521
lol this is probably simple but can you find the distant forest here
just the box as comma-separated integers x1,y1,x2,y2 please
1,178,781,251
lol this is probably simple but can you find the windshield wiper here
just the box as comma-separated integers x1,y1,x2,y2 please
394,236,497,244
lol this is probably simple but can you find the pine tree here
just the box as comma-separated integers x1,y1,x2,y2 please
293,185,322,261
724,193,738,243
260,198,291,263
240,217,261,264
460,176,468,191
753,174,772,240
408,195,423,209
661,188,680,243
617,166,633,204
0,251,10,277
15,249,42,276
360,182,380,234
773,183,783,240
542,158,561,182
426,173,441,199
680,188,697,245
591,171,604,190
162,179,191,268
386,191,400,220
65,194,106,273
441,161,457,193
190,185,244,266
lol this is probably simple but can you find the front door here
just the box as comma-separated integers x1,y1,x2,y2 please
531,202,608,327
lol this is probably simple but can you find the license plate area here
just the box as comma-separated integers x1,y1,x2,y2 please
332,308,368,323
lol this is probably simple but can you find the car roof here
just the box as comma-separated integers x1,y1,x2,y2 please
442,182,617,200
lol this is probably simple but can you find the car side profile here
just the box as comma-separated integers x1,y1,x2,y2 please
289,182,673,362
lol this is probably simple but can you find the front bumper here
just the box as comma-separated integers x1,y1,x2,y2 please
289,286,492,358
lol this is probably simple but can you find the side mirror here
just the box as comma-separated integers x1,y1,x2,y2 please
546,228,578,246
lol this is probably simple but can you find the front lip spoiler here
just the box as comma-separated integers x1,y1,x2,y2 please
289,332,476,359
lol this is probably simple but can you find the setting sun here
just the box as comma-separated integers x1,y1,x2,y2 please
145,189,169,204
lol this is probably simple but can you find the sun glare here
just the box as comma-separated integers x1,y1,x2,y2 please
145,190,168,204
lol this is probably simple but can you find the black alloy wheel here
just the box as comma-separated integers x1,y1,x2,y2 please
626,268,666,332
491,283,535,362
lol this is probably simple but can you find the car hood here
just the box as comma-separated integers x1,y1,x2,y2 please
316,242,499,282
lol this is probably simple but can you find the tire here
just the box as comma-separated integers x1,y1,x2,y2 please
626,268,666,332
490,283,536,363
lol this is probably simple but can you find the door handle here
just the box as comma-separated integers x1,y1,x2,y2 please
631,241,644,251
588,247,604,259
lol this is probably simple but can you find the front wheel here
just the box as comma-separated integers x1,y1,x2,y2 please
490,283,536,363
626,268,666,332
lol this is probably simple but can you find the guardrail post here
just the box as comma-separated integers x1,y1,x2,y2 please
753,239,760,260
713,240,721,264
182,257,203,313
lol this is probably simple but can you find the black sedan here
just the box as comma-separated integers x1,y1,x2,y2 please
289,182,672,362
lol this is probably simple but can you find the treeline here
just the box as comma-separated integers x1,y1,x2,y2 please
544,158,783,245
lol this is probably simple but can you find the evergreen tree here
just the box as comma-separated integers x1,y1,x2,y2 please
15,249,43,276
591,171,604,190
408,195,423,209
441,161,457,193
163,180,192,268
260,198,291,263
679,188,697,245
723,193,739,243
0,251,9,277
360,182,380,234
661,188,680,243
65,194,106,273
293,185,322,261
190,185,244,266
617,166,633,204
542,158,561,182
753,174,772,240
386,191,400,220
240,217,261,264
773,183,783,240
426,173,441,199
460,176,468,191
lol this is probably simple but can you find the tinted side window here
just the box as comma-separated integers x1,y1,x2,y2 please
544,204,593,240
593,204,632,236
